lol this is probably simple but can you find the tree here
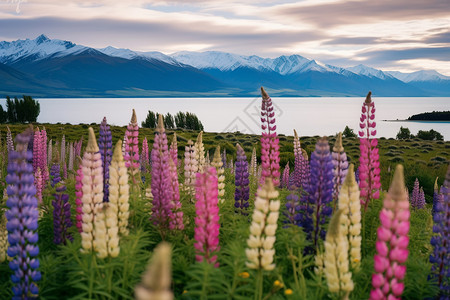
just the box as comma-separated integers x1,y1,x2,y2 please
396,127,412,140
0,105,7,123
4,95,40,123
416,129,444,141
342,126,357,138
164,113,175,129
142,110,157,129
174,112,186,129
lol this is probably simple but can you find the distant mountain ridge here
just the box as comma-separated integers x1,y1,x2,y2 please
0,34,449,97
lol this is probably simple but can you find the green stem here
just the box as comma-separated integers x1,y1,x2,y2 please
287,246,300,291
255,269,263,300
362,209,366,257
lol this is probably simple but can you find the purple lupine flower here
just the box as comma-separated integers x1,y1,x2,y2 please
51,162,73,245
417,187,426,209
308,137,334,250
99,117,113,202
332,132,349,210
151,115,173,237
433,178,444,215
292,151,303,189
6,126,14,153
284,191,301,226
5,129,41,299
125,109,140,186
430,164,449,299
221,148,227,169
358,92,381,210
32,129,41,173
141,136,149,173
410,178,420,208
282,163,290,189
260,87,280,186
234,144,250,211
300,150,310,190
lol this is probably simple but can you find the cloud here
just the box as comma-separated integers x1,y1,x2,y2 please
361,47,450,62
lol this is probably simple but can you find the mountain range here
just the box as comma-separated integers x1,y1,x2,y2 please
0,34,449,97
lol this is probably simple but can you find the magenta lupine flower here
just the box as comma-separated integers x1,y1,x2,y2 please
151,115,173,235
194,167,220,266
5,129,41,298
125,109,140,186
40,128,49,183
35,168,43,204
141,137,149,173
358,92,381,210
282,163,290,189
75,160,83,233
168,157,184,230
430,165,449,299
370,165,409,300
74,138,83,157
332,133,349,210
99,117,113,202
260,87,280,186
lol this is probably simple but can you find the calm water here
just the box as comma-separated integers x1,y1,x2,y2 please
2,97,449,140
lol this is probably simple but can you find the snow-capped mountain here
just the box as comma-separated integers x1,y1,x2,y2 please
386,70,450,82
0,34,88,64
0,34,449,97
98,46,180,65
346,64,394,80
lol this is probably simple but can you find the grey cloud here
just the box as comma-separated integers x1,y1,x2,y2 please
271,0,450,27
322,37,378,45
361,47,450,62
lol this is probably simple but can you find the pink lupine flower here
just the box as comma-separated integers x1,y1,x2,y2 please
194,167,220,266
370,165,409,300
169,133,178,169
359,92,381,210
260,87,280,186
140,137,149,173
169,158,183,230
40,128,49,183
125,109,140,186
75,158,83,233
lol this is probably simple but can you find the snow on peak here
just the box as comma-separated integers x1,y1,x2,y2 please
98,46,180,65
347,64,393,80
0,34,87,64
386,70,450,82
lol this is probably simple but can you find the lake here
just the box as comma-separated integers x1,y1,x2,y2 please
1,97,449,140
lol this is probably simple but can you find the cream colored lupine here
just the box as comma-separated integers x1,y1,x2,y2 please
80,127,104,253
194,131,206,171
324,210,354,295
135,242,173,300
109,140,130,236
314,251,324,277
211,146,225,203
93,205,108,258
337,164,361,270
105,202,120,257
205,151,211,168
249,147,257,176
246,178,280,271
184,140,198,193
0,213,8,262
293,129,302,158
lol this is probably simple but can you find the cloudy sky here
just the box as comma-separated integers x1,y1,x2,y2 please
1,0,449,75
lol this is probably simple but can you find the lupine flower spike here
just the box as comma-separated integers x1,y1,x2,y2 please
260,87,280,186
0,213,9,263
250,146,257,177
211,146,225,203
332,132,349,210
141,137,149,173
75,156,84,233
194,131,206,172
234,144,250,211
168,157,184,231
135,242,173,300
109,140,130,236
246,177,280,271
410,178,420,209
125,109,140,187
370,165,409,300
6,126,14,153
432,177,443,215
169,133,178,168
80,127,104,253
184,140,197,194
337,164,361,270
99,117,113,202
194,167,220,266
309,137,334,251
429,164,449,299
324,210,354,296
151,115,173,236
5,129,41,299
47,139,52,168
51,161,73,245
359,92,381,210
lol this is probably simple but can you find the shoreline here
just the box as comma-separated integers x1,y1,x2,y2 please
383,119,450,123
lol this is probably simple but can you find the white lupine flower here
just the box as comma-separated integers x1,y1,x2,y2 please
245,178,279,271
211,146,226,203
194,132,206,171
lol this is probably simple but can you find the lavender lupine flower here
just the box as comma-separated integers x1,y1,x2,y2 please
99,117,113,202
51,162,73,245
234,144,250,211
410,178,420,209
40,128,49,183
370,165,409,300
75,158,83,233
433,178,444,215
332,132,349,210
308,137,334,251
285,191,300,226
429,164,449,299
151,115,173,235
5,130,41,298
74,138,83,157
6,126,14,153
141,136,149,173
282,163,290,189
194,167,220,266
32,129,41,173
125,109,140,186
260,87,280,186
417,187,426,209
358,92,381,210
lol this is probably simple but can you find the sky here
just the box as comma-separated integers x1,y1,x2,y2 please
0,0,449,75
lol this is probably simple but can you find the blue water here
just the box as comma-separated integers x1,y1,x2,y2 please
1,97,449,140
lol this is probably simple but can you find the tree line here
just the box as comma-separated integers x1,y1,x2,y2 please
142,111,204,130
0,96,40,123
